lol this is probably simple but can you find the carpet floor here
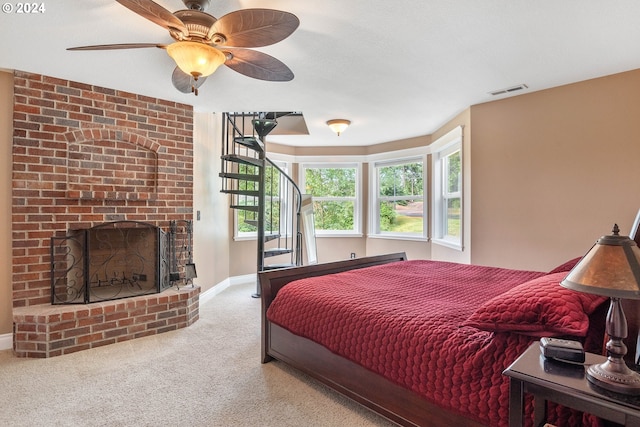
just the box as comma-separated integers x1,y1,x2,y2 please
0,282,396,426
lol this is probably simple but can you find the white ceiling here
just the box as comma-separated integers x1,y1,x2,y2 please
3,0,640,146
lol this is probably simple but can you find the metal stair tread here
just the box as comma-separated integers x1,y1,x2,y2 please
219,172,260,182
234,136,264,152
264,233,280,242
264,247,294,257
221,154,263,167
230,205,259,212
220,189,260,196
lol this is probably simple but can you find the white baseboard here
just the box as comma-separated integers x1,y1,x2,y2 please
198,273,257,306
0,333,12,351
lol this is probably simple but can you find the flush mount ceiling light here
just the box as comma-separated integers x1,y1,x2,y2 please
327,119,351,136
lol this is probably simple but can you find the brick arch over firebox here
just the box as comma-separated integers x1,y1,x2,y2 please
64,128,161,201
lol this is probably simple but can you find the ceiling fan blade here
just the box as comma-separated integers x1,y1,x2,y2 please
209,9,299,48
171,66,207,94
67,43,167,51
116,0,188,36
224,49,294,81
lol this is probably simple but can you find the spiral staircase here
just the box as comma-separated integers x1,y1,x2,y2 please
220,112,307,297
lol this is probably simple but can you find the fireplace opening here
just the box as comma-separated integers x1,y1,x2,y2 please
51,220,194,304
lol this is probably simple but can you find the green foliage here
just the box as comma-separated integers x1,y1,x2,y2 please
264,164,281,197
446,151,461,194
379,202,396,231
392,215,423,233
378,162,424,234
313,201,354,230
379,163,423,197
305,168,356,197
304,167,356,231
446,198,461,237
238,209,257,232
380,201,424,234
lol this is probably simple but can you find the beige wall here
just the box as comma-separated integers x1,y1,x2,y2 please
0,72,12,336
228,239,257,277
192,112,231,292
470,68,640,271
365,238,430,260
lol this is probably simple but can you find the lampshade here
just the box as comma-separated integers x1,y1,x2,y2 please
562,224,640,299
327,119,350,136
166,41,226,79
561,224,640,395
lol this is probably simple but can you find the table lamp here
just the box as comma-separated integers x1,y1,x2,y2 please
561,224,640,395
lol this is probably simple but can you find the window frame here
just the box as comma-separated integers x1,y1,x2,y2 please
299,162,362,237
369,155,427,241
432,135,463,250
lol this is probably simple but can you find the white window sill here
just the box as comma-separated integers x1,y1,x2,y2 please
315,232,363,238
368,234,428,242
432,237,463,251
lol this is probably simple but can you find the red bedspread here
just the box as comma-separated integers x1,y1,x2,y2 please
266,260,601,427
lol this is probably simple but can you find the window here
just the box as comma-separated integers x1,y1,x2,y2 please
442,150,461,240
432,127,463,250
300,164,360,235
371,158,426,238
235,161,289,239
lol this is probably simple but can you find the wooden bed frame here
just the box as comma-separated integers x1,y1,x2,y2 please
259,252,485,427
259,251,640,427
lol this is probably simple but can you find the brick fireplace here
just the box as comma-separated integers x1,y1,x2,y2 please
11,71,199,357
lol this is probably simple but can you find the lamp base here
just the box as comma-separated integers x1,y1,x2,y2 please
587,358,640,395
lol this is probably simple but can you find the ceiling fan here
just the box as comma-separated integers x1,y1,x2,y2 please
68,0,299,95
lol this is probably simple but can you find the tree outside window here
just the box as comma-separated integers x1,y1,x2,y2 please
376,160,424,236
443,150,461,240
303,166,358,233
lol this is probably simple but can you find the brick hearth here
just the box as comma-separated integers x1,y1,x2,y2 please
13,286,199,358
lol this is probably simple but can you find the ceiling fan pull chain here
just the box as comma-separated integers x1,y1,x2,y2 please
190,75,199,96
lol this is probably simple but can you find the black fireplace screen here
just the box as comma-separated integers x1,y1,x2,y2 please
51,220,195,304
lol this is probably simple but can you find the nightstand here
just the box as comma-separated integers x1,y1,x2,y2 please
503,342,640,427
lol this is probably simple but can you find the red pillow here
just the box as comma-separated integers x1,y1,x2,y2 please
463,272,607,337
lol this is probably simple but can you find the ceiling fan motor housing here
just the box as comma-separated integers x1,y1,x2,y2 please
173,10,217,41
183,0,210,11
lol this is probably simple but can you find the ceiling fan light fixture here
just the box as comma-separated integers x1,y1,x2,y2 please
327,119,351,136
166,41,226,79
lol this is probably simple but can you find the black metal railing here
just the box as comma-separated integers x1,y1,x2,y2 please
220,112,303,286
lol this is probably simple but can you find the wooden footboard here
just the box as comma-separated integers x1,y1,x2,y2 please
266,321,485,427
259,252,407,363
258,252,486,427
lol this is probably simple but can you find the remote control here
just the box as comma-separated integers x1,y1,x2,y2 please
540,337,585,363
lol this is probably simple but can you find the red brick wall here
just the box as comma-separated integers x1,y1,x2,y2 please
12,71,194,308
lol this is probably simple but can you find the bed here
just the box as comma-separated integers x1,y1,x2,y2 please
259,252,639,427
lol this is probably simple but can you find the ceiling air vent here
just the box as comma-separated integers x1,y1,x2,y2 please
489,84,529,96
